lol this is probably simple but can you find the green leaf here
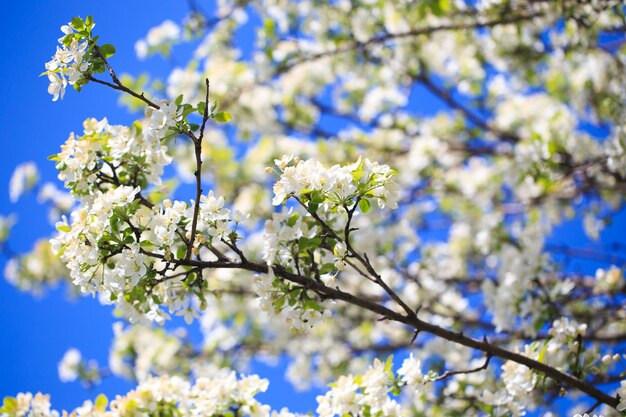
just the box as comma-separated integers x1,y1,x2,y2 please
0,397,17,414
299,237,322,251
286,213,299,227
273,295,286,310
214,111,232,123
175,94,184,107
352,159,364,182
56,243,69,257
92,61,106,73
384,354,394,373
94,394,108,412
71,17,85,31
181,104,194,118
429,0,450,16
56,224,71,233
99,44,116,59
62,34,73,46
537,343,548,363
319,263,335,275
310,190,325,205
264,18,276,37
303,299,321,311
197,101,206,116
85,15,94,30
358,198,371,214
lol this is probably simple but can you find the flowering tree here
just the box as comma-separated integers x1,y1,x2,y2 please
2,1,626,416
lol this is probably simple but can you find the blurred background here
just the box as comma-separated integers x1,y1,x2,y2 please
0,0,624,414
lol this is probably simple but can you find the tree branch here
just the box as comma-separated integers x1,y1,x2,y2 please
279,9,547,72
185,79,210,261
155,254,620,410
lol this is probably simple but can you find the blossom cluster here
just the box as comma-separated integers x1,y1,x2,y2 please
8,162,39,203
135,20,181,59
271,155,398,210
3,357,431,417
618,380,626,412
0,215,16,244
264,156,398,271
52,110,175,199
57,348,100,386
2,372,273,417
253,266,331,334
44,18,93,101
4,239,67,294
50,179,247,322
594,266,624,294
58,348,83,382
318,354,435,417
254,156,400,332
108,322,184,382
317,359,401,417
50,185,145,292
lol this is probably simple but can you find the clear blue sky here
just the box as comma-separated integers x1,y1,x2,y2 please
0,1,624,414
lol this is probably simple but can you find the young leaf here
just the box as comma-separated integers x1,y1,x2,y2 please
94,394,108,412
319,263,335,275
182,104,195,117
197,101,206,116
99,44,116,59
0,397,17,414
358,198,371,214
56,223,71,233
71,17,85,31
85,15,94,30
214,111,232,123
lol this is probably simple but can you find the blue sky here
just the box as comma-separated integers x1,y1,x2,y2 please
0,0,625,414
0,0,171,408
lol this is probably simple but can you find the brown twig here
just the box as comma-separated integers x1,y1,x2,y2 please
89,44,160,109
185,79,210,261
430,354,492,382
278,9,547,73
153,254,621,410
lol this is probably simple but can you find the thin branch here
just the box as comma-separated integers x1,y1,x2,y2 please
185,79,210,261
584,400,602,415
143,247,620,410
87,75,159,109
279,9,547,72
220,236,248,263
430,355,492,382
295,197,414,316
414,72,521,143
88,44,161,110
546,243,626,265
